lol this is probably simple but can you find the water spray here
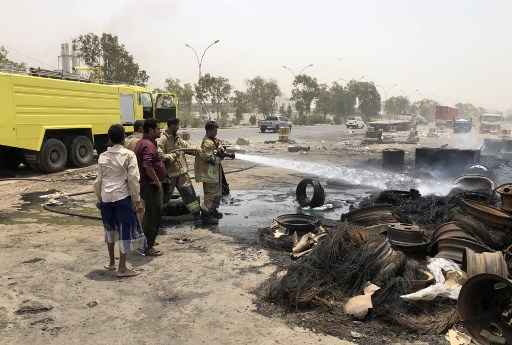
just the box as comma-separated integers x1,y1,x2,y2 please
235,153,453,195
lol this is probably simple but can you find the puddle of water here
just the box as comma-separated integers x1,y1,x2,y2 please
217,185,374,241
18,190,60,211
1,190,98,226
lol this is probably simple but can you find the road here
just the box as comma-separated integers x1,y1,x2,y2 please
182,124,355,145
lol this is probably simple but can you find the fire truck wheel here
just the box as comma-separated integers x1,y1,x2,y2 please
39,138,68,173
69,136,94,167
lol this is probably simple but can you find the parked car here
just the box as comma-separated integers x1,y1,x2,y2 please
258,116,292,133
345,116,366,129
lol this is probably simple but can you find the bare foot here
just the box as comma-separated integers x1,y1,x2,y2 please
116,268,140,278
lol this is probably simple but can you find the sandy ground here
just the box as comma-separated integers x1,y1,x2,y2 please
0,125,461,345
0,160,360,345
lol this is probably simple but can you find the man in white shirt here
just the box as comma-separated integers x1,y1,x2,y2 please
94,124,145,277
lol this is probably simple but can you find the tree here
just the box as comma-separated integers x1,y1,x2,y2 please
164,78,193,114
291,74,319,121
411,98,438,121
384,96,411,115
210,76,232,119
455,102,484,119
181,83,194,115
347,80,381,119
315,83,332,122
286,104,293,118
73,33,149,85
246,77,281,116
330,82,355,123
164,78,194,125
278,103,286,115
231,90,252,125
195,73,232,119
0,46,26,71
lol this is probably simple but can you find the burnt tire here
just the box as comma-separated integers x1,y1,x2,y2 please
38,138,68,173
296,178,325,208
69,136,94,167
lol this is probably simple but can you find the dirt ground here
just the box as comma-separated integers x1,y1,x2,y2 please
0,160,362,345
0,127,456,345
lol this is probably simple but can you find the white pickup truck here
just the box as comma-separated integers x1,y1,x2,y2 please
258,116,292,133
345,116,366,129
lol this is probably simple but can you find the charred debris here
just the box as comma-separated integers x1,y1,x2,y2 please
257,157,512,344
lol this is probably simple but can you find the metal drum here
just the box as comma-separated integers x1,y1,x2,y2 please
382,148,404,171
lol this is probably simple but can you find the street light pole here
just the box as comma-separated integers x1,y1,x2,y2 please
282,65,296,78
282,64,314,78
298,63,314,74
185,40,220,118
185,39,220,80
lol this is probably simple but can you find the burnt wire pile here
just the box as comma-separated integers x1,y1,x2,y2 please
260,178,512,339
358,189,454,227
262,223,458,334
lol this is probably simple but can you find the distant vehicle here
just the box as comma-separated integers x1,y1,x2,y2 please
480,113,503,134
365,120,416,144
258,116,292,133
345,116,365,129
435,105,458,128
453,118,472,133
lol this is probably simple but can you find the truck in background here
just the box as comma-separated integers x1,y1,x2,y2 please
453,118,472,133
0,70,176,173
479,113,503,134
258,115,292,133
435,105,458,128
345,116,366,129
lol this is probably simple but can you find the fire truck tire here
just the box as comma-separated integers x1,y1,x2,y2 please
69,136,94,167
39,138,68,173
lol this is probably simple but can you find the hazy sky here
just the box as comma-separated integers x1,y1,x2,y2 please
1,0,511,110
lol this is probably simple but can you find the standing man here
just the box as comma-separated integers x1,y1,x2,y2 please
134,118,166,256
94,124,145,277
125,120,144,151
157,118,201,221
194,120,234,225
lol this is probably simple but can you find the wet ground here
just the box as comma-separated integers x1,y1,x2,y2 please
2,124,512,345
8,181,376,244
214,183,375,242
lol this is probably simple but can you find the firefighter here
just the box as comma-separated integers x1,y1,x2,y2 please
194,120,235,225
125,120,144,151
157,117,201,221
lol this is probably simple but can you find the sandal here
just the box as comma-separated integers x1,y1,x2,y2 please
104,264,116,271
116,268,140,278
147,248,163,257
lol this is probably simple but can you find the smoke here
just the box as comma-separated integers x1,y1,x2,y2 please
451,131,484,150
236,153,453,195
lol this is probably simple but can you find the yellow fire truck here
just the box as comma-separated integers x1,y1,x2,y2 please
0,70,176,173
